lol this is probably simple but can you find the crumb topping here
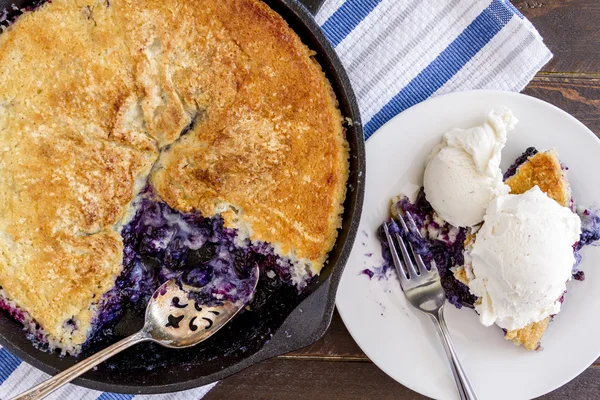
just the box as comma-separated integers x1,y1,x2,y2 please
505,150,571,207
0,0,347,353
505,317,550,351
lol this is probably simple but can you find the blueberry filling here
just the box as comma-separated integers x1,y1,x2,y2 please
86,187,312,350
375,191,476,309
576,208,600,250
503,146,538,180
0,0,49,27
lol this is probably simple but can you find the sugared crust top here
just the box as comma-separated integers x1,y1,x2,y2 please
505,150,571,207
0,0,347,352
0,0,158,349
151,0,348,269
505,317,550,351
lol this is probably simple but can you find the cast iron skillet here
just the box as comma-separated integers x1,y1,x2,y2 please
0,0,365,394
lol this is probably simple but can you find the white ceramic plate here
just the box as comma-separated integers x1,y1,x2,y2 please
336,90,600,400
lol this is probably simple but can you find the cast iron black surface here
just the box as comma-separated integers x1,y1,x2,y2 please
0,0,365,394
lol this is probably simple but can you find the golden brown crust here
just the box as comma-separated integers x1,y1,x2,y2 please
150,0,348,270
453,267,469,286
0,0,157,351
0,0,347,353
505,150,571,207
505,317,550,351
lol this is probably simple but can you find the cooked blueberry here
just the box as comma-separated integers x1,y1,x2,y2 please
186,243,217,266
503,147,538,180
183,267,213,287
140,255,161,271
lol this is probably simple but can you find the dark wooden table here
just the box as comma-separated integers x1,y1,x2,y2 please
207,1,600,398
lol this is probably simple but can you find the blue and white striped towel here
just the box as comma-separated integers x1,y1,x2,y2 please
0,0,551,398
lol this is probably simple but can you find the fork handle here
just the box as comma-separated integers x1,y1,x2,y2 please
429,306,478,400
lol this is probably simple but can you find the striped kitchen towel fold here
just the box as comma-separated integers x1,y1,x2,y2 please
317,0,552,139
0,347,217,400
0,0,550,399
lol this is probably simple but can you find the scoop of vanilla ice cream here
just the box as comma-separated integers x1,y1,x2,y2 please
423,108,517,227
468,186,581,331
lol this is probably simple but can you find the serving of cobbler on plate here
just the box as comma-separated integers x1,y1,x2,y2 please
0,0,349,356
374,109,600,351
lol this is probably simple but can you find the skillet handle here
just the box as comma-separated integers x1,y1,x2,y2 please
296,0,326,15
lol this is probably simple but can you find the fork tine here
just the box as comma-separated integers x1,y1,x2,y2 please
404,212,432,272
405,212,423,238
392,230,419,278
382,222,409,284
396,213,430,274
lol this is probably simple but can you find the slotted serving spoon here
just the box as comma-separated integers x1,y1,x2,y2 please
12,267,259,400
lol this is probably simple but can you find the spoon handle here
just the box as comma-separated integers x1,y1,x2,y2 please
12,331,150,400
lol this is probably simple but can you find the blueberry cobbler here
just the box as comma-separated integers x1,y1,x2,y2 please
0,0,348,355
372,109,600,351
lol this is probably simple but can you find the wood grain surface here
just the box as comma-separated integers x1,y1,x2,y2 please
513,0,600,74
210,1,600,398
523,76,600,137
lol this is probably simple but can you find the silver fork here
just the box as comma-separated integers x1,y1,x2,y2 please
383,213,478,400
